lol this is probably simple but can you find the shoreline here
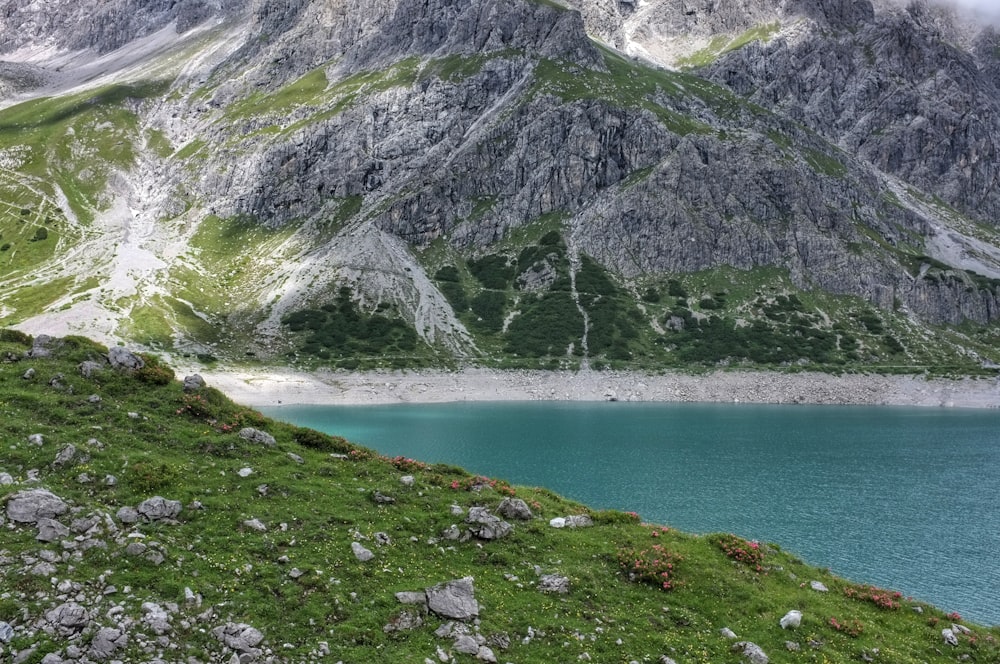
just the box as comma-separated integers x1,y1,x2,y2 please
189,366,1000,409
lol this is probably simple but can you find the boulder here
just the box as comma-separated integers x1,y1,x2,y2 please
78,361,105,378
497,497,533,520
28,433,44,446
136,496,182,521
942,628,959,646
212,622,264,653
108,346,144,371
89,626,127,660
239,427,276,447
733,641,769,664
116,506,139,523
6,488,68,523
780,610,802,629
36,517,70,543
26,334,57,358
183,374,206,392
45,602,90,636
352,541,374,562
52,444,76,468
564,514,594,528
466,506,513,540
0,621,13,643
810,581,828,592
426,577,479,620
538,574,570,594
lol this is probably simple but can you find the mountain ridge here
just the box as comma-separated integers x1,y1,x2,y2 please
1,0,1000,372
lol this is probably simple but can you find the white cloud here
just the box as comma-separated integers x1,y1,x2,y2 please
930,0,1000,21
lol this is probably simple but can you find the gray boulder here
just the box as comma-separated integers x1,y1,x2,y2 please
942,628,959,646
116,506,139,524
0,621,13,643
497,497,533,520
136,496,182,521
89,626,127,660
183,374,206,392
733,641,769,664
6,488,68,523
26,334,57,358
538,574,570,594
352,541,374,562
239,427,276,447
108,346,144,371
564,514,594,528
52,444,76,468
212,622,264,653
28,433,44,446
780,610,802,629
45,602,90,636
78,361,105,378
426,576,479,620
466,506,513,540
36,517,70,542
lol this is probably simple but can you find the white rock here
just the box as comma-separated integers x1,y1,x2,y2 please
780,610,802,629
237,467,253,477
942,628,959,646
549,517,566,528
810,581,828,592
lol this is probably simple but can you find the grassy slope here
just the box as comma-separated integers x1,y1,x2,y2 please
0,332,996,663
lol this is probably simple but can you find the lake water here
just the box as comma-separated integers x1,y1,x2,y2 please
260,401,1000,626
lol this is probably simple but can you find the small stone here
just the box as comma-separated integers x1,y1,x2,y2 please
288,568,305,579
564,514,593,528
244,518,267,532
237,467,253,477
373,490,396,504
108,346,144,371
720,627,738,639
497,497,533,520
943,628,959,646
287,452,304,464
0,472,13,485
87,394,102,403
22,367,36,379
0,621,13,643
549,517,566,528
28,433,44,446
352,542,374,562
785,641,800,652
810,581,828,592
400,475,415,486
454,634,479,654
52,444,76,468
476,645,497,662
395,591,427,606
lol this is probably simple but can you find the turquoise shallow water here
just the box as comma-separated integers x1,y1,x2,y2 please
260,401,1000,625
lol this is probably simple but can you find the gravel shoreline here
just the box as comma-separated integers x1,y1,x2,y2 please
192,367,1000,409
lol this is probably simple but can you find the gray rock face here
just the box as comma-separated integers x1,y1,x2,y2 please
6,489,68,523
107,346,144,372
426,576,479,620
136,496,182,521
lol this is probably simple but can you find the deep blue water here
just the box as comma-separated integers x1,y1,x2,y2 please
260,401,1000,625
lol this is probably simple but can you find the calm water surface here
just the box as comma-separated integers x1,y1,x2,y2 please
260,401,1000,625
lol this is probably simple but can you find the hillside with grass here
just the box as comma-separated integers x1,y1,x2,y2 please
0,330,996,663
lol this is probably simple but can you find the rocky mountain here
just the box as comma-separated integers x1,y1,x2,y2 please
1,0,1000,370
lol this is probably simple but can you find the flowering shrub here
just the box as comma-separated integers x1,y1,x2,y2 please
448,475,516,496
946,611,962,622
829,617,864,638
386,456,429,472
710,533,764,572
843,584,902,610
618,544,682,591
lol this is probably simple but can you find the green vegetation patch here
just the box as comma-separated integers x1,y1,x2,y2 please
676,22,782,69
281,286,433,368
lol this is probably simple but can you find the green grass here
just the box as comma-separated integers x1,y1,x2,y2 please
676,22,782,69
0,333,995,663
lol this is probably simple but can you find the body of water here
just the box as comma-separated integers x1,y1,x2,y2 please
260,401,1000,625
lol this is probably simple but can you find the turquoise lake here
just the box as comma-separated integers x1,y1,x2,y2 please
259,401,1000,626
